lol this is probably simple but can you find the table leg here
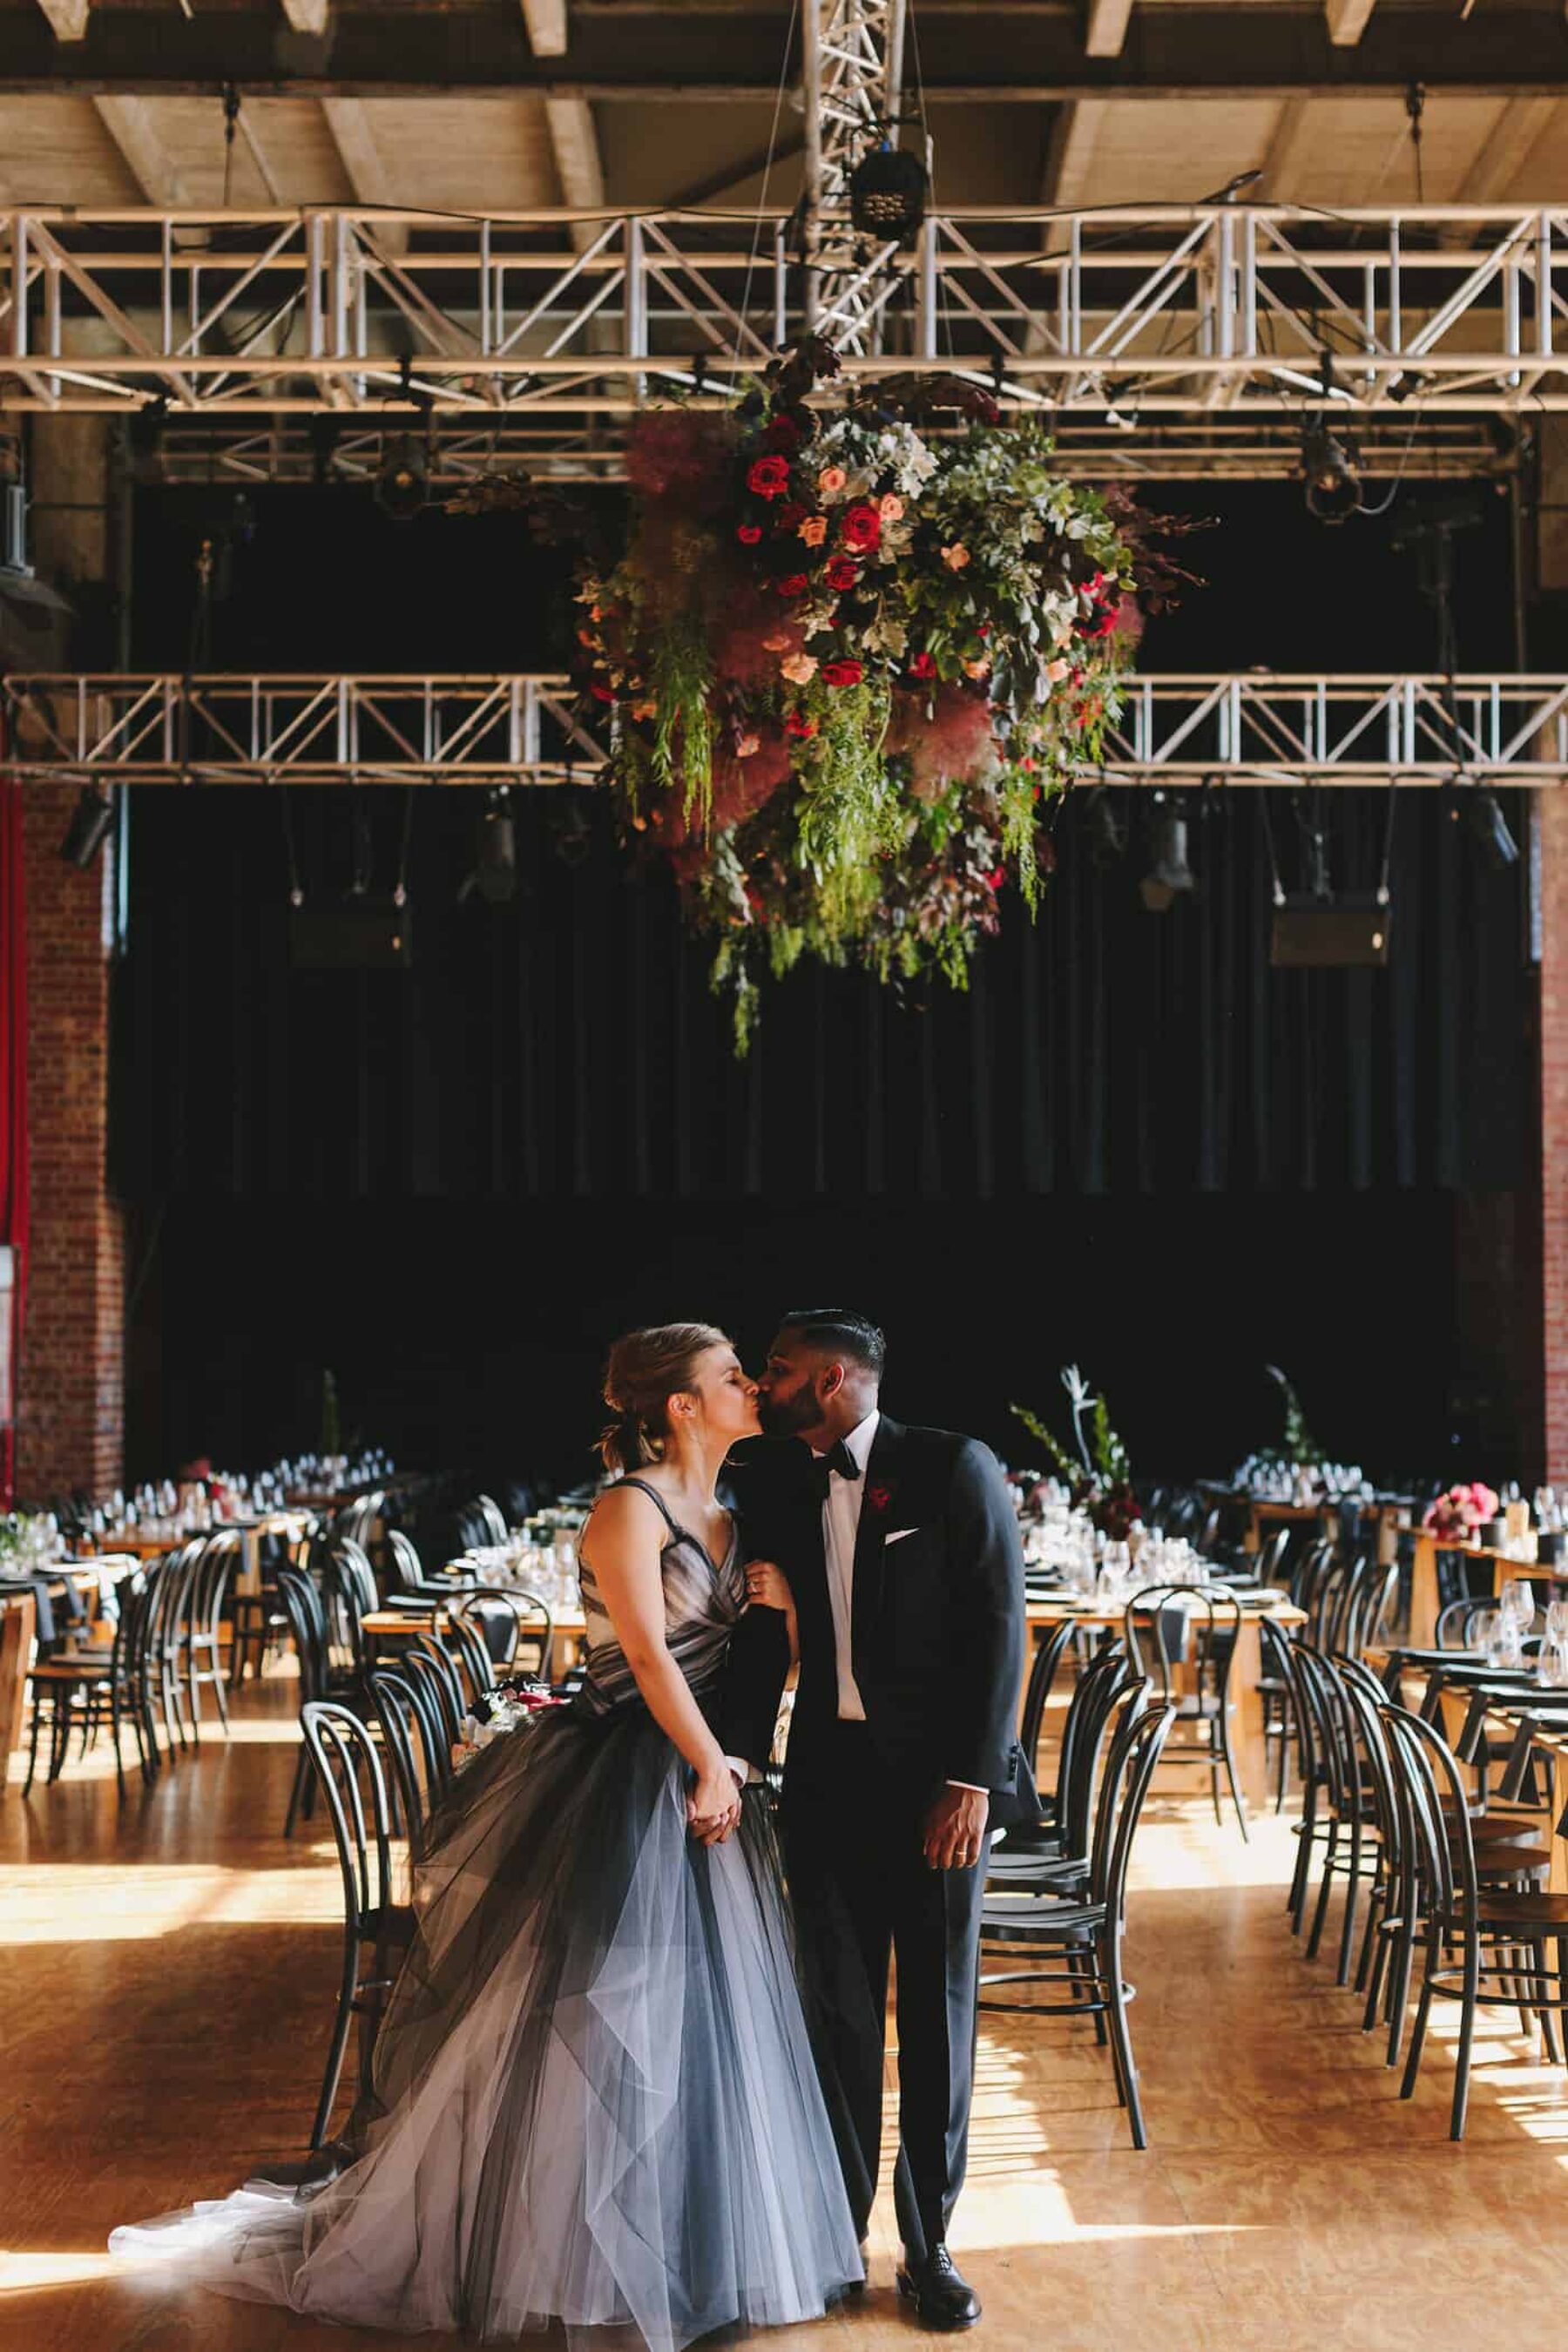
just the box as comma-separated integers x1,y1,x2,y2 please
1,1592,38,1784
1231,1621,1268,1814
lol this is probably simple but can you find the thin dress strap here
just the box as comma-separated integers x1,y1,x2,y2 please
615,1476,682,1540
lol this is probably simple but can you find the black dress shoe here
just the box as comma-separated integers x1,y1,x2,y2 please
896,2245,981,2331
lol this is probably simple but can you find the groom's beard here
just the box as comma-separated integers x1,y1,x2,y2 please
756,1391,817,1441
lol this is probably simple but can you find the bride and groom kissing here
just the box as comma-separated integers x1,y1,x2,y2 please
112,1307,1033,2352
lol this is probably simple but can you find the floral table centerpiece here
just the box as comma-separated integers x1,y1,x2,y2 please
1010,1365,1140,1543
571,341,1188,1047
1423,1481,1501,1542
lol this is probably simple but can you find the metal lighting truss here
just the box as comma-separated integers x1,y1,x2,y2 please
6,672,1566,787
0,204,1562,449
800,0,907,352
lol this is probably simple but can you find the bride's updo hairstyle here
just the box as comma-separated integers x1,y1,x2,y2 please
599,1322,731,1473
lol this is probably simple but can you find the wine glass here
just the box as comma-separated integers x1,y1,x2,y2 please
1501,1578,1538,1639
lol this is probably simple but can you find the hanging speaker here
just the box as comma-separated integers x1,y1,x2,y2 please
289,900,414,970
1270,893,1391,970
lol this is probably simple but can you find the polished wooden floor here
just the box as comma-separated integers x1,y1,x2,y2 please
5,1675,1568,2352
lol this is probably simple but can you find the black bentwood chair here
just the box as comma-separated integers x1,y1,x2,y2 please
1123,1584,1247,1838
1382,1700,1568,2139
300,1700,416,2152
368,1665,450,1848
980,1688,1175,2148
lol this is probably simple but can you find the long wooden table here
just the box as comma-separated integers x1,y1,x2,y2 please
1404,1531,1568,1646
365,1592,1306,1814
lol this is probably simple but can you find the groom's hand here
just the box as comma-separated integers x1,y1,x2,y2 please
922,1785,989,1871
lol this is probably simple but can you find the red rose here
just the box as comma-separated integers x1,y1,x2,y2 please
738,523,762,544
909,651,936,680
841,502,882,553
777,500,807,530
786,712,819,738
776,573,809,597
764,414,803,452
820,659,863,687
747,454,792,500
825,556,859,592
589,681,614,702
986,866,1006,892
867,1483,893,1513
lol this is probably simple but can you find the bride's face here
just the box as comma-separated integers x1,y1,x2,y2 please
677,1346,761,1449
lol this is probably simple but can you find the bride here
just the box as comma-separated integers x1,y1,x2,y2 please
112,1321,862,2348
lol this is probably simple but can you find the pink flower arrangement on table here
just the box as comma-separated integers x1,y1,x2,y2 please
1422,1482,1501,1539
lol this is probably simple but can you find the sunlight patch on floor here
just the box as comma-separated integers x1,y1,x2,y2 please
1,1861,341,1943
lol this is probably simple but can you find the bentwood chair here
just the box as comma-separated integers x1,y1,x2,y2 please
980,1688,1174,2147
990,1640,1138,1878
1124,1585,1247,1838
185,1530,240,1742
368,1665,449,1848
300,1700,416,2151
1383,1700,1568,2139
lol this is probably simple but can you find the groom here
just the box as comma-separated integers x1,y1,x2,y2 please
724,1308,1032,2333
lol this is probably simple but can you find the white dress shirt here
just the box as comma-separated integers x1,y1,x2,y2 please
816,1409,881,1720
814,1410,985,1795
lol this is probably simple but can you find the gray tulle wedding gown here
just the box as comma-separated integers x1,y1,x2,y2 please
110,1479,862,2348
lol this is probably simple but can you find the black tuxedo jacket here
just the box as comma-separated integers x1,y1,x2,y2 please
722,1415,1037,1827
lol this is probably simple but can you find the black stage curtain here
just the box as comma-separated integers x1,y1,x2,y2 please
112,783,1529,1203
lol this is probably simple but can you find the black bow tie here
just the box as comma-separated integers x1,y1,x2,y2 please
808,1440,861,1500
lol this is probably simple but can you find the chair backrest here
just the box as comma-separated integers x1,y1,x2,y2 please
368,1665,447,1845
1088,1686,1174,1913
111,1565,153,1685
300,1700,397,1938
1018,1618,1079,1771
1123,1585,1243,1705
334,1490,387,1551
320,1538,379,1676
405,1635,466,1749
453,1585,554,1677
1257,1526,1292,1587
1291,1639,1361,1818
473,1494,510,1545
1343,1558,1398,1657
146,1539,202,1653
443,1608,498,1707
276,1562,332,1703
1380,1700,1472,1928
189,1531,241,1639
1052,1639,1138,1862
385,1528,430,1591
1436,1596,1491,1651
1290,1538,1335,1614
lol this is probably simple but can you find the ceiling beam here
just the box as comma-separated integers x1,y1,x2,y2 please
3,6,1568,98
1456,95,1557,202
321,97,409,253
672,136,806,207
277,0,330,30
1085,0,1132,60
92,95,184,203
33,0,90,36
1325,0,1376,45
544,95,604,209
521,0,568,57
1258,96,1314,198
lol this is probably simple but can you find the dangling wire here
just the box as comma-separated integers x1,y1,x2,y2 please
1405,82,1426,206
394,787,415,908
221,83,241,211
280,793,304,909
735,0,801,362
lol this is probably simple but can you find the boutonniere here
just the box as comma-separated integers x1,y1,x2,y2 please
867,1483,894,1515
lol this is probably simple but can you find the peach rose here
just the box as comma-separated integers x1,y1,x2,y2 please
781,652,819,685
1045,657,1070,684
879,493,904,522
799,516,828,547
817,465,848,496
940,544,970,571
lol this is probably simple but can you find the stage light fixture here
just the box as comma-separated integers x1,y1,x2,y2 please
1103,379,1139,432
1301,422,1363,524
375,433,428,523
460,788,517,905
848,138,929,246
1139,800,1195,912
1085,786,1126,867
1468,783,1519,869
58,784,115,869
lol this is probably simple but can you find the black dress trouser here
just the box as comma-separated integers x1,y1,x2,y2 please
782,1720,989,2268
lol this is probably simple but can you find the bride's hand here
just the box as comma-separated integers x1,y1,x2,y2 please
687,1759,742,1846
745,1559,794,1613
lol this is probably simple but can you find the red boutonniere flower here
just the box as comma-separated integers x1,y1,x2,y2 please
820,658,864,687
867,1483,893,1514
747,454,792,500
841,502,882,553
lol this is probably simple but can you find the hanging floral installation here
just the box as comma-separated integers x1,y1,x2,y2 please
564,341,1193,1048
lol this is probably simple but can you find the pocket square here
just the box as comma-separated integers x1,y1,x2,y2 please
883,1527,922,1547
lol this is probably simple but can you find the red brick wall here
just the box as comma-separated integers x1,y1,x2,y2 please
16,780,124,1498
1542,787,1568,1481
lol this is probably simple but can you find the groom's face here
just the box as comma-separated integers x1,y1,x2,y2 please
755,1329,830,1442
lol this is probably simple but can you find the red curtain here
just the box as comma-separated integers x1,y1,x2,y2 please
0,738,27,1506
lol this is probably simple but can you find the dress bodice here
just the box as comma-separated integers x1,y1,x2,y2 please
576,1478,746,1717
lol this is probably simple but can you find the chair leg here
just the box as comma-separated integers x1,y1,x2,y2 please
1534,1940,1560,2065
1217,1708,1249,1843
1450,1934,1481,2140
207,1646,232,1736
1335,1826,1363,1988
1354,1882,1382,1995
1307,1825,1339,1961
1288,1792,1317,1932
284,1741,312,1839
110,1678,127,1801
311,1942,362,2151
1362,1920,1390,2034
1400,1930,1440,2099
23,1688,44,1795
1104,1927,1147,2151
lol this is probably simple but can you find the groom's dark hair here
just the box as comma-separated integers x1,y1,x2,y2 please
779,1308,885,1381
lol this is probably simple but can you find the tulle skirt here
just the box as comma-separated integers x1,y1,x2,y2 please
110,1697,862,2348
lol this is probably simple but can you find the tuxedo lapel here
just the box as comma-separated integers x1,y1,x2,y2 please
850,1414,904,1668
